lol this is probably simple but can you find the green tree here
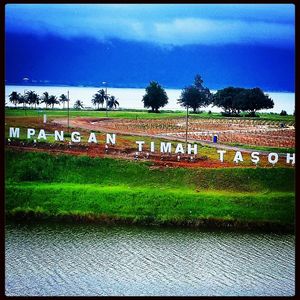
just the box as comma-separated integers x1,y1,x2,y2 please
142,81,168,113
18,94,26,110
25,90,40,109
91,89,106,110
48,95,60,109
213,87,274,116
178,86,211,113
99,89,107,108
194,74,204,90
107,95,119,109
19,91,30,110
59,94,68,109
41,92,50,109
194,74,211,98
239,88,274,115
280,110,287,116
178,75,212,113
91,93,100,109
74,100,84,110
9,91,20,108
213,87,245,115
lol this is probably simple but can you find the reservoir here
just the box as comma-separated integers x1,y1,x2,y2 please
5,85,295,114
5,222,295,296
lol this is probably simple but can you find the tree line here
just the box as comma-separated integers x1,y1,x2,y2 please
9,88,120,111
8,75,275,116
9,91,69,109
142,74,274,116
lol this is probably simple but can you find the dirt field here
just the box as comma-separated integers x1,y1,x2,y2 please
54,117,295,148
5,116,295,168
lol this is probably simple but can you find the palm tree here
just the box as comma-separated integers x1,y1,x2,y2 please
18,95,26,109
41,92,50,109
92,89,106,110
20,91,30,110
107,95,119,109
49,95,60,109
59,94,68,109
25,90,40,109
74,100,84,110
91,93,101,110
99,89,107,108
9,91,20,108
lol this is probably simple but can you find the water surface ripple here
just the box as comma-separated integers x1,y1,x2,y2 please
5,223,295,296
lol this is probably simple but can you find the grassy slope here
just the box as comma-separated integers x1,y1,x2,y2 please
5,150,295,230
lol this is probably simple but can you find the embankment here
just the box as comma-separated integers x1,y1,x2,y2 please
5,149,295,232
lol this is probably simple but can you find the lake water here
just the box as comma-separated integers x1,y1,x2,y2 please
5,222,295,296
5,85,295,114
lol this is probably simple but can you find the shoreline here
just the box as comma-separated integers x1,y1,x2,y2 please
5,84,295,94
5,86,295,114
5,211,294,234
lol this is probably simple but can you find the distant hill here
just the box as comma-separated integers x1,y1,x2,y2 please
5,32,294,92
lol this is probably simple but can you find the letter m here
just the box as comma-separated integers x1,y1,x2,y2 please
161,142,172,153
9,127,20,138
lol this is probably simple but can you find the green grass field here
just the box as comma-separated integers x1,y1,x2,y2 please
5,107,295,122
5,149,295,231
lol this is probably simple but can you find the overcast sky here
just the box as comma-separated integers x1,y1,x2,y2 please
5,4,295,91
5,4,295,48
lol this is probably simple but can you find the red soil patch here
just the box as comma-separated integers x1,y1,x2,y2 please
6,140,242,169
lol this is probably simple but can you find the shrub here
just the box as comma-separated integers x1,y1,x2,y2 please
245,112,260,117
221,112,241,117
280,110,287,116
